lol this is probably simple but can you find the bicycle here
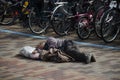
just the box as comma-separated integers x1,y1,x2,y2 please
76,0,96,39
93,0,113,38
0,0,15,24
28,0,64,34
100,0,120,43
50,0,85,36
77,0,118,40
0,0,30,26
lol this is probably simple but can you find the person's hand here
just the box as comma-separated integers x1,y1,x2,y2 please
32,50,38,54
49,48,58,53
53,48,58,52
49,48,54,53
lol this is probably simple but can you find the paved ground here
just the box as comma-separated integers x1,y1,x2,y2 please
0,24,120,80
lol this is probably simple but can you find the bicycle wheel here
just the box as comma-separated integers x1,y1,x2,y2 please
0,6,16,25
101,9,120,43
28,7,48,34
93,6,105,38
77,17,91,40
51,5,71,36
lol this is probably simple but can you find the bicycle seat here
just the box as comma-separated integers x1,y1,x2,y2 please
55,2,68,5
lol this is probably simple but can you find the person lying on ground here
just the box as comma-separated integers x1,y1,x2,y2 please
19,46,75,63
19,37,96,63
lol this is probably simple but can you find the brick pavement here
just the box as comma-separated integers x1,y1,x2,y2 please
0,26,120,80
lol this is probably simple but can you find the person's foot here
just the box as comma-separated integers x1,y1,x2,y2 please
85,53,92,64
85,53,96,64
91,54,96,62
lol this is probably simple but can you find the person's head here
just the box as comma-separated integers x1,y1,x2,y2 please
36,42,45,49
30,42,46,59
31,50,41,59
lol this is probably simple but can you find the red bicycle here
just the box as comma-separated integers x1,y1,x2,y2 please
76,0,95,39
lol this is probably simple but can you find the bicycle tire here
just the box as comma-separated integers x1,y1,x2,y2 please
0,6,16,25
93,6,108,38
51,5,71,36
101,8,120,43
77,17,91,40
28,7,48,34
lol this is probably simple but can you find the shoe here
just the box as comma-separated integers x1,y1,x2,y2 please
91,54,96,62
85,53,96,64
85,53,92,64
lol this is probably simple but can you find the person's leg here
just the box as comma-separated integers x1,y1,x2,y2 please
63,40,86,62
63,40,96,63
90,53,96,62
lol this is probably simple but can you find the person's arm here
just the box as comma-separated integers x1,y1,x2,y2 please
49,48,54,53
46,37,57,49
49,48,58,53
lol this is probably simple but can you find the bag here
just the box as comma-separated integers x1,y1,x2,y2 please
19,46,39,59
19,46,36,58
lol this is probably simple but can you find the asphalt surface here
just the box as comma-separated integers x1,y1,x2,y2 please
0,23,120,80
